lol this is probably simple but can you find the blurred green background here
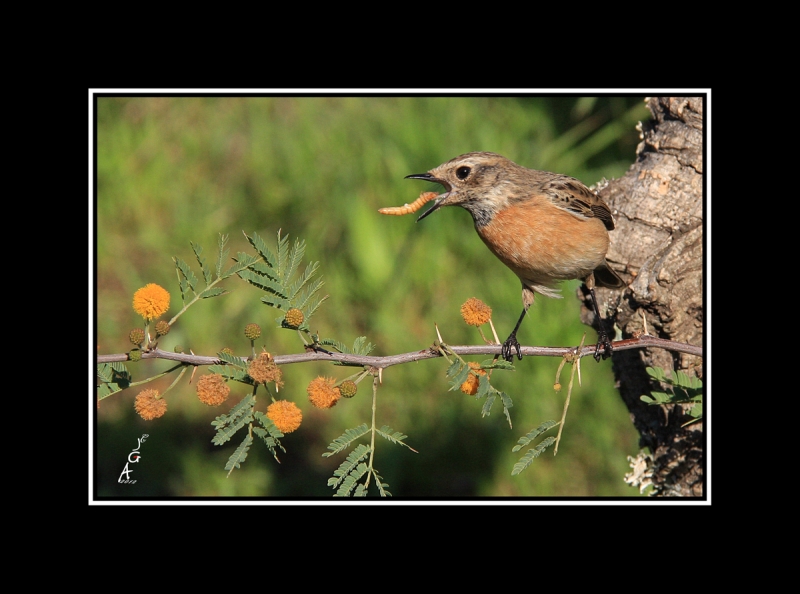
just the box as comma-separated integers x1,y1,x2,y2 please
95,95,650,498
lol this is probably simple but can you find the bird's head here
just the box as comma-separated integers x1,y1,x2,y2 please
406,152,521,222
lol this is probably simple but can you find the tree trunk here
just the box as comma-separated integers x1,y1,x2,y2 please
582,96,704,497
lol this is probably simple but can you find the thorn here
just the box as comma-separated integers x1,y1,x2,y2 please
488,318,501,345
435,323,444,344
378,367,383,384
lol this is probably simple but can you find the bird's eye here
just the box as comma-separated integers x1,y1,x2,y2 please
456,166,471,180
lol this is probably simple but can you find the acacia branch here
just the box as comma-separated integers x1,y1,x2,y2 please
96,335,701,368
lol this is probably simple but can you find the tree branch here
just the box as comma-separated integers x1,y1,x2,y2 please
96,335,701,368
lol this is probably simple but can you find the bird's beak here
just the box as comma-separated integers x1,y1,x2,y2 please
405,172,451,222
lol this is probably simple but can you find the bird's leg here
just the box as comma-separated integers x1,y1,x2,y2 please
502,306,528,362
589,287,613,361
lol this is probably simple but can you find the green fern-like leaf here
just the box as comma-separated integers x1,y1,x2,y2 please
97,382,119,400
255,413,279,437
237,232,326,325
209,364,249,382
317,336,374,366
641,367,703,418
317,336,373,356
376,426,418,453
97,361,131,385
445,360,462,379
261,294,294,311
351,336,374,356
334,473,358,497
252,412,286,462
237,266,287,297
328,443,370,489
174,256,198,302
225,433,253,476
482,390,497,416
475,374,492,399
297,289,327,324
97,363,114,384
215,350,248,369
448,361,472,391
254,411,286,440
197,286,228,299
288,261,320,301
512,420,559,452
480,358,515,371
335,461,370,497
479,382,513,427
372,470,391,497
191,241,212,286
210,351,249,381
246,231,279,271
276,231,290,278
211,394,255,445
111,361,130,378
512,436,556,475
216,234,230,279
222,252,260,278
317,337,349,353
674,370,691,387
212,413,254,446
323,423,370,457
500,391,513,429
252,427,281,462
97,362,131,400
646,366,667,382
283,238,305,290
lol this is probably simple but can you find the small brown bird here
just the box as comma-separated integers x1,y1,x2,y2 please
406,151,624,362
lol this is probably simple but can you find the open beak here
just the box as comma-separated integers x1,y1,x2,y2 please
405,172,451,222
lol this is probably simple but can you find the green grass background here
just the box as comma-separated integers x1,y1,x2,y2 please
95,95,650,498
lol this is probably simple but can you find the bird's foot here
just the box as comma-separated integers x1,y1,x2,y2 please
593,330,613,362
502,333,523,362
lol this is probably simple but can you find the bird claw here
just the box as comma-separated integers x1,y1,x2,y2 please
502,333,523,362
593,331,613,362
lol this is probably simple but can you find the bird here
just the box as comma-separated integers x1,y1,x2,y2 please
405,151,624,362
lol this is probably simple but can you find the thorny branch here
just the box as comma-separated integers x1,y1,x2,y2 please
97,335,701,368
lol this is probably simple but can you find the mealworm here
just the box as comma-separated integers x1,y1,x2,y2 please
378,191,438,215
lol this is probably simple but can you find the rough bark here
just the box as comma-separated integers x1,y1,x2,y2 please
581,96,704,497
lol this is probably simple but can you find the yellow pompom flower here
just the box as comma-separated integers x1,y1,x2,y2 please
460,362,486,395
248,352,284,388
307,376,340,409
196,373,231,406
134,389,167,420
129,328,145,345
267,400,303,433
339,380,358,398
460,298,492,326
284,308,305,328
132,283,171,320
244,323,261,340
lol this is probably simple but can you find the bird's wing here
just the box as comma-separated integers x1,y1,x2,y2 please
542,177,615,231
